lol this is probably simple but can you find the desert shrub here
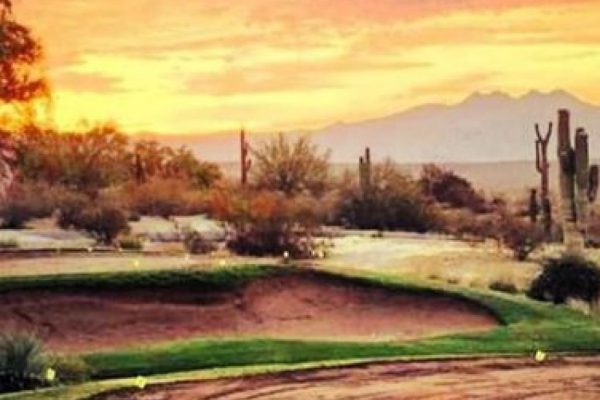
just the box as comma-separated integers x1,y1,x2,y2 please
128,211,141,222
56,191,91,230
252,133,330,196
0,201,32,229
528,255,600,305
497,214,544,261
183,231,218,255
47,356,89,384
210,189,324,258
124,178,207,218
117,235,143,251
0,332,46,393
336,162,442,233
0,239,18,249
419,164,489,213
0,181,75,228
442,209,500,241
489,280,519,294
59,198,129,245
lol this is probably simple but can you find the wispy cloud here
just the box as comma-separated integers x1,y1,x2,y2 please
14,0,600,133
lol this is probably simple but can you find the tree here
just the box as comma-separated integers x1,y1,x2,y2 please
132,140,221,188
0,0,47,200
252,133,330,196
0,0,48,104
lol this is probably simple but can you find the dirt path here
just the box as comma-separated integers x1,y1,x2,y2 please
0,272,497,351
97,356,600,399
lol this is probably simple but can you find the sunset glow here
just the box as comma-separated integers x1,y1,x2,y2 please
15,0,600,134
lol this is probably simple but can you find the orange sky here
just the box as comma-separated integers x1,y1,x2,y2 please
14,0,600,134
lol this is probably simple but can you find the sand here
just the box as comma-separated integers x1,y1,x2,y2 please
0,271,497,352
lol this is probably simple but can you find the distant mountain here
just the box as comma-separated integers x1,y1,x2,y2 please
308,90,600,163
152,90,600,164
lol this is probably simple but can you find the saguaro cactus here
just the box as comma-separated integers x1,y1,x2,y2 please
535,122,553,236
358,147,372,195
556,109,599,252
528,188,539,223
240,129,252,186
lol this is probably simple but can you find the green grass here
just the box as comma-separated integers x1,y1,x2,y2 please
79,268,600,379
0,264,277,293
1,264,600,400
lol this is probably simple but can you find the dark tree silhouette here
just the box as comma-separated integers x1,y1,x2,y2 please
0,0,48,103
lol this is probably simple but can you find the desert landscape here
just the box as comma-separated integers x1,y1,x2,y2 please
2,0,600,399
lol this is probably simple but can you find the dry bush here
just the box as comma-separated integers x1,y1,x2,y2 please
123,178,208,218
183,231,218,254
58,195,129,245
208,188,325,258
419,164,489,213
335,162,443,233
442,209,500,242
252,133,330,196
0,181,82,228
497,213,544,261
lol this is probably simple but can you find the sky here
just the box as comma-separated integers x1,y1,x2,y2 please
13,0,600,135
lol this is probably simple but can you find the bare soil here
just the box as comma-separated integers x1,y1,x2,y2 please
0,272,497,352
96,355,600,400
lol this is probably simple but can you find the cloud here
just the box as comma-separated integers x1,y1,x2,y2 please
50,71,123,94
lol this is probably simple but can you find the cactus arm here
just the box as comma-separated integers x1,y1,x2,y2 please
589,165,599,203
536,140,543,173
545,122,553,142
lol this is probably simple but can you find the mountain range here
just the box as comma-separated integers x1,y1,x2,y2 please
152,90,600,165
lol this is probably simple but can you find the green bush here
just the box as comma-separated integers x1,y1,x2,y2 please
528,255,600,305
0,332,46,393
48,355,89,383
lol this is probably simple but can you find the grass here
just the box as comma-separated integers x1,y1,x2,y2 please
0,264,277,293
1,264,600,399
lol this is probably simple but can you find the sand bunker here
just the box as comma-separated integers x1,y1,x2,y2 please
95,356,600,400
0,271,498,351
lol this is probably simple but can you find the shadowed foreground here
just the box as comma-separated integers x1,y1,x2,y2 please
96,356,600,400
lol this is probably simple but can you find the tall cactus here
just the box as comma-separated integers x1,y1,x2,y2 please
557,109,599,252
535,122,553,236
240,128,252,186
528,188,539,223
358,147,372,196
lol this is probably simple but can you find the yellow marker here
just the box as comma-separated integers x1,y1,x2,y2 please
283,251,290,260
535,349,547,362
133,259,140,268
134,375,147,389
45,367,56,382
219,259,227,267
184,253,191,262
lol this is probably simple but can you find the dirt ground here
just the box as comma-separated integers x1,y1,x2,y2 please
97,355,600,400
0,272,497,352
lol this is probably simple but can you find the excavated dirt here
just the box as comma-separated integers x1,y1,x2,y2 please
0,272,498,352
95,356,600,400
